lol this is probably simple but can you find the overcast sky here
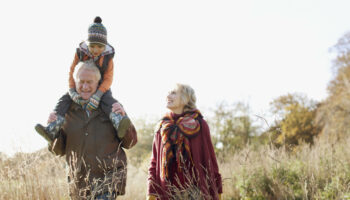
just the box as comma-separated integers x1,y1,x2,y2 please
0,0,349,156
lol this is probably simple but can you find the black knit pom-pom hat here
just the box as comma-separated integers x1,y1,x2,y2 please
87,16,107,45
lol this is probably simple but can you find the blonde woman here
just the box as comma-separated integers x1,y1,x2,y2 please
147,84,222,200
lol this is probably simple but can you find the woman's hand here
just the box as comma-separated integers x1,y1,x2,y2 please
111,102,126,116
147,195,157,200
47,112,57,124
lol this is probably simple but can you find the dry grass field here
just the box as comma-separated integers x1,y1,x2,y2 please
1,136,349,200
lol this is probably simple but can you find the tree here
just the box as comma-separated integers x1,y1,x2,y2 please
209,101,259,154
266,93,319,148
316,32,350,140
126,117,157,167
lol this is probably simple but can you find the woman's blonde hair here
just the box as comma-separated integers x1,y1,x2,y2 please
176,83,197,112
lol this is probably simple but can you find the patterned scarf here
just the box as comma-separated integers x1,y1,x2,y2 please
158,109,202,180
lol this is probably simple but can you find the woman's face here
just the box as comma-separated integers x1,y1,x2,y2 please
166,88,185,114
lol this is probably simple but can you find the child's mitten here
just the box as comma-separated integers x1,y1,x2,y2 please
68,88,81,104
86,90,103,111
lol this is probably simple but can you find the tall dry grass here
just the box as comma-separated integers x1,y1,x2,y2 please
0,149,68,199
218,136,350,199
1,137,350,199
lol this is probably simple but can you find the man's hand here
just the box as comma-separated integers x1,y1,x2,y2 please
47,112,57,124
112,102,126,116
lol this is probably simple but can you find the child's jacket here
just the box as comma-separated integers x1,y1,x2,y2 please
68,42,115,93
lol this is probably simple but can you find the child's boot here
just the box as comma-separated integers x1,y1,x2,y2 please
35,115,65,143
109,112,131,139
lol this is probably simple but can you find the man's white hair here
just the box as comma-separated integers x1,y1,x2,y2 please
74,60,101,81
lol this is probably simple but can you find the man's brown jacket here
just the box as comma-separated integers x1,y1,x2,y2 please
50,103,137,198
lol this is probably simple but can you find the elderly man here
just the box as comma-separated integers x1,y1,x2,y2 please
36,60,137,199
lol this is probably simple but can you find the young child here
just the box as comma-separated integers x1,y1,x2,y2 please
35,16,130,142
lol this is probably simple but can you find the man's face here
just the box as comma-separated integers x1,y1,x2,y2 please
76,69,99,100
88,43,105,57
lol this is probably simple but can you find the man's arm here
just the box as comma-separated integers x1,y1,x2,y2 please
120,123,137,149
48,130,66,156
47,112,66,156
111,102,137,149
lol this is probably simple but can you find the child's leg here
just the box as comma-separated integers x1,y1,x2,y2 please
100,90,131,140
100,90,118,115
35,93,72,142
54,93,73,116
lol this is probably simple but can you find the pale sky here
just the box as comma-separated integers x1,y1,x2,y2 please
0,0,349,156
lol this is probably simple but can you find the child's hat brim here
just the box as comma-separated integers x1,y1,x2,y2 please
86,40,107,46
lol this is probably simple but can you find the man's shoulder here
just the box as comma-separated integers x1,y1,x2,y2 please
69,102,83,112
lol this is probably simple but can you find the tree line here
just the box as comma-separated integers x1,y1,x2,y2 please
127,32,350,166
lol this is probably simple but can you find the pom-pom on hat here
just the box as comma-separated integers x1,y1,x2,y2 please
87,16,107,45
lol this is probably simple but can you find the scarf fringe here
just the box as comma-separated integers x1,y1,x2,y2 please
159,109,202,180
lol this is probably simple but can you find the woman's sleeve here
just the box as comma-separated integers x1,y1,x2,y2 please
148,131,159,196
201,119,223,194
